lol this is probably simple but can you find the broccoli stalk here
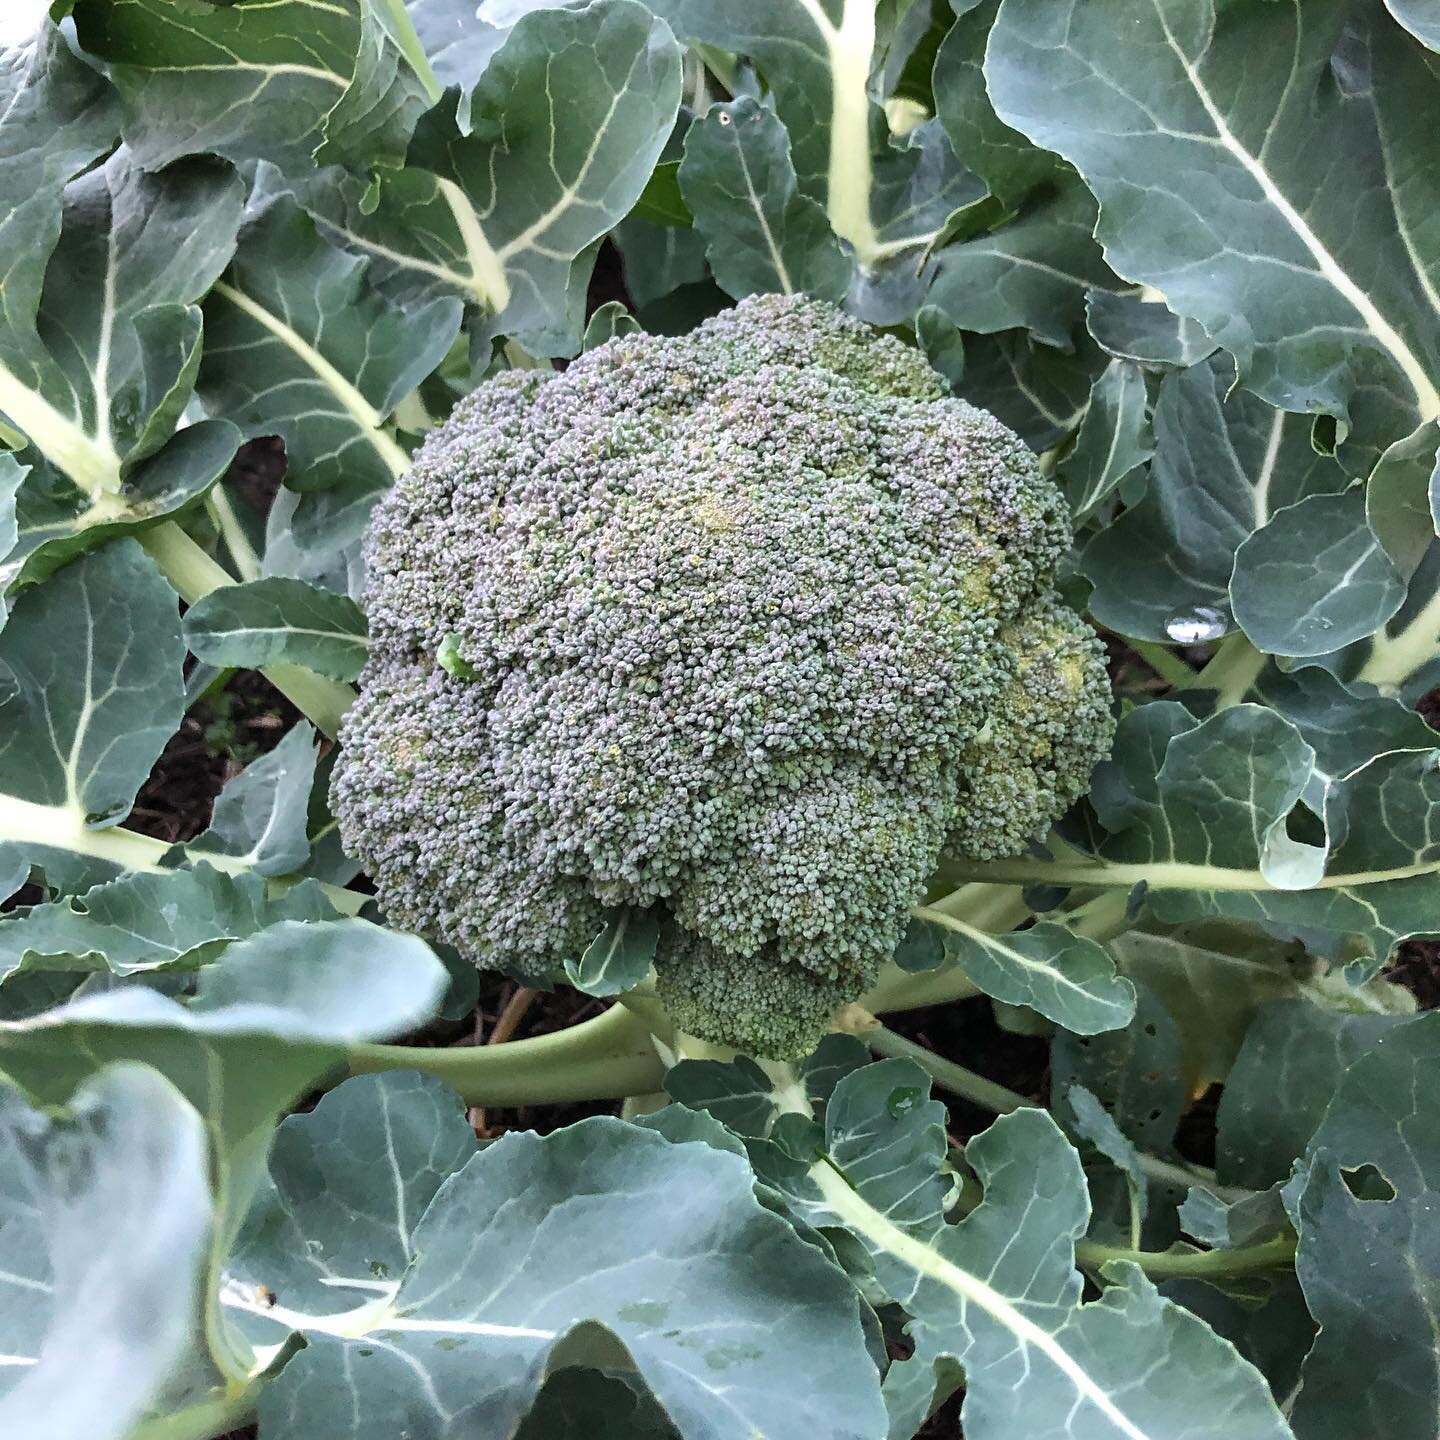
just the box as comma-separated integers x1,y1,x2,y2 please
333,294,1113,1059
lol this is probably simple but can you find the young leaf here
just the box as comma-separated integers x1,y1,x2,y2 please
565,907,661,997
182,576,369,681
1060,358,1154,522
678,98,851,302
914,911,1136,1034
582,302,643,352
0,1064,211,1440
189,724,321,876
225,1100,889,1440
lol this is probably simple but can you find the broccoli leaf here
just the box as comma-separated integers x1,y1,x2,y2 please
198,190,462,553
679,97,852,303
188,724,320,877
987,0,1440,459
0,866,331,985
750,1059,1293,1440
0,1064,212,1440
308,0,683,354
69,0,361,176
224,1077,889,1440
183,576,369,681
0,540,184,895
1289,1012,1440,1440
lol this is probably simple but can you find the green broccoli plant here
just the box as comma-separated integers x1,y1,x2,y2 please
5,2,1440,1439
334,293,1112,1057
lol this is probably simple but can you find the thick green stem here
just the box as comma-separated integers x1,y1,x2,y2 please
206,488,261,583
859,959,981,1014
375,0,443,103
1075,1233,1296,1280
1194,632,1266,709
139,522,356,738
1359,581,1440,689
1128,639,1198,688
346,1003,665,1105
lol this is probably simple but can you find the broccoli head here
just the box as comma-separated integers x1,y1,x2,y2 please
333,294,1113,1059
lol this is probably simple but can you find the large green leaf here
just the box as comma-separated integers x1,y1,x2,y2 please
198,189,461,552
0,1064,211,1440
223,1077,889,1440
0,865,331,986
0,25,119,358
1216,1000,1407,1189
71,0,360,175
0,540,184,894
1289,1012,1440,1440
752,1060,1293,1439
0,146,244,586
986,0,1440,455
314,0,682,353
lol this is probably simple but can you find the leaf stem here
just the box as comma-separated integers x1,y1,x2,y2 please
1128,639,1198,688
346,1002,666,1105
139,522,356,738
1358,580,1440,690
374,0,444,104
1193,632,1265,708
206,486,262,583
1075,1233,1296,1280
863,1023,1241,1199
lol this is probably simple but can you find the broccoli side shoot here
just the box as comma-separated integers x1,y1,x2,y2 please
333,294,1113,1058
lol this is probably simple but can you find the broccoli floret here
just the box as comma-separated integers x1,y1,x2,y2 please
333,294,1113,1058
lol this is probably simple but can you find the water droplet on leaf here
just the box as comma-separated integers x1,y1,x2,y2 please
887,1085,923,1118
1163,605,1228,645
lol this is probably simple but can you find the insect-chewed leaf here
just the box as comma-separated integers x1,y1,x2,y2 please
222,1082,888,1440
1215,1000,1410,1190
1289,1012,1440,1439
0,1064,211,1440
747,1059,1292,1440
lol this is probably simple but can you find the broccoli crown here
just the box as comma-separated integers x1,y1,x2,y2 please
333,294,1113,1059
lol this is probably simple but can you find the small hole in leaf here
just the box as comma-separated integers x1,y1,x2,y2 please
1341,1163,1396,1202
1148,1108,1162,1121
1142,1023,1157,1037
